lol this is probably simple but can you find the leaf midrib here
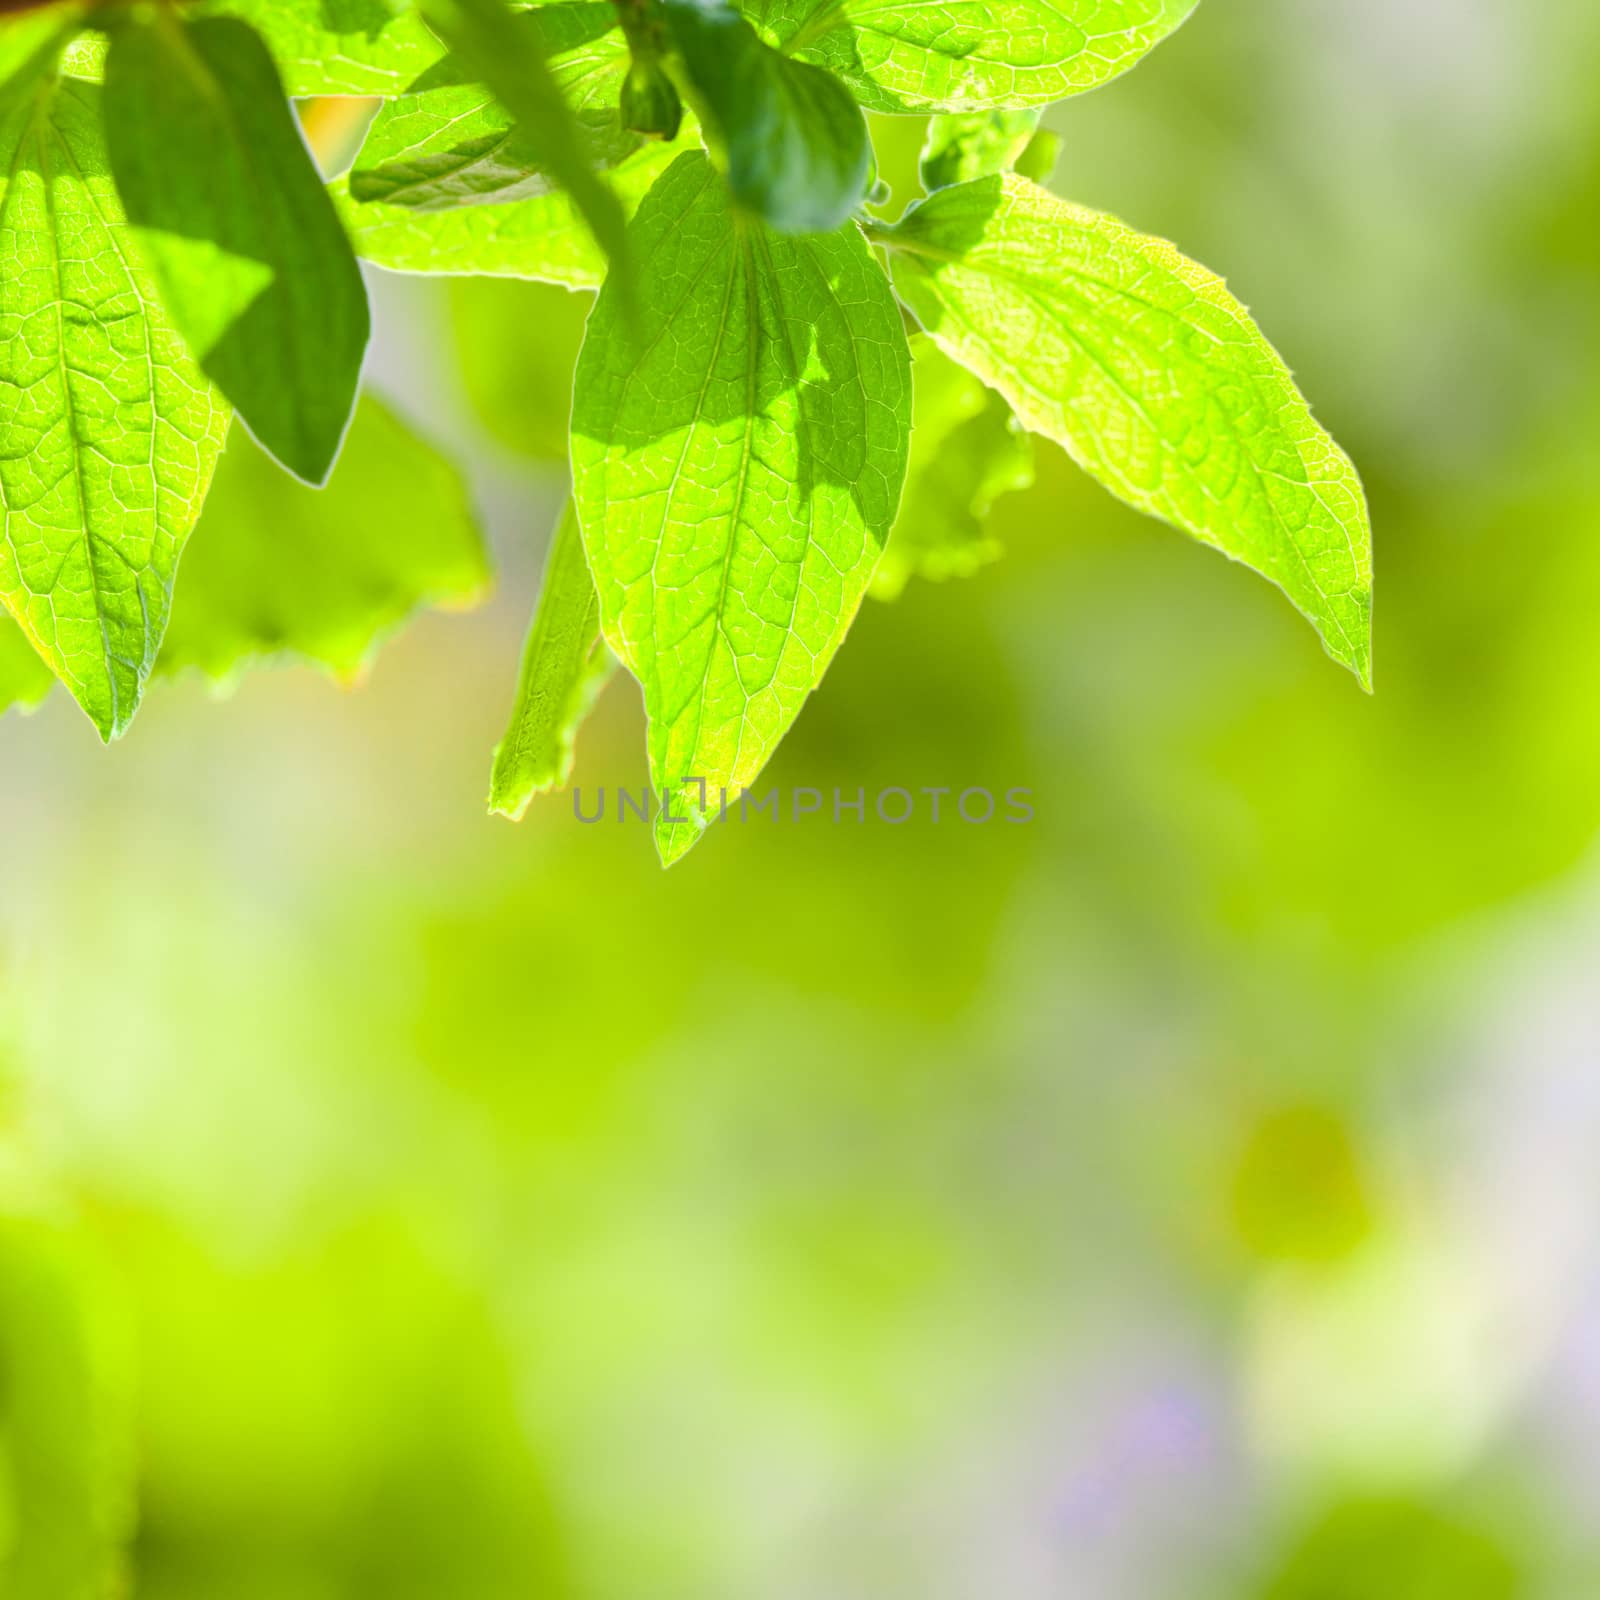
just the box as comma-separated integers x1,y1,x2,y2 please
36,91,122,728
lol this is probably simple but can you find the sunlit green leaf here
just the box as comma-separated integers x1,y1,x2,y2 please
334,123,691,287
737,0,1199,113
160,391,489,685
871,337,1032,600
4,392,489,704
349,3,637,211
571,151,911,864
103,14,370,485
64,0,450,96
665,0,869,233
490,500,616,819
880,174,1373,684
0,78,230,740
211,0,448,93
418,0,629,276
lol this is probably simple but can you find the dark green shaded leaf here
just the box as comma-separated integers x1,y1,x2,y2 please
665,0,868,233
103,14,370,484
619,56,683,141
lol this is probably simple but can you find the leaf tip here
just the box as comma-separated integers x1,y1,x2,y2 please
93,701,128,746
653,804,710,869
486,768,535,824
1324,615,1373,694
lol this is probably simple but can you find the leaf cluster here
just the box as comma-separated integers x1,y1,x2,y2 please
0,0,1371,865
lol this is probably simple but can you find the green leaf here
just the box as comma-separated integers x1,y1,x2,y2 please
159,391,489,685
870,336,1032,600
920,109,1041,192
63,0,451,96
737,0,1199,113
349,3,638,211
210,0,449,93
571,150,912,865
0,78,230,741
54,33,103,82
489,500,616,819
664,0,869,233
3,390,488,704
333,123,689,287
879,174,1373,684
619,55,683,142
102,14,370,486
418,0,628,277
0,615,53,719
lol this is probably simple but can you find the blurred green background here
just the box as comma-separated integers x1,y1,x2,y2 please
5,1,1600,1594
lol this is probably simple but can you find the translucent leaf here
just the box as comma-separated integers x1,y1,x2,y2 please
489,500,616,819
881,174,1373,684
736,0,1199,113
334,124,692,288
349,2,638,211
4,392,490,703
571,151,911,864
0,78,230,740
63,0,450,96
418,0,629,277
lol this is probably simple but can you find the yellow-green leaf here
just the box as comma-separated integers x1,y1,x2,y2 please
571,151,912,864
0,77,230,740
489,500,616,819
881,174,1373,684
